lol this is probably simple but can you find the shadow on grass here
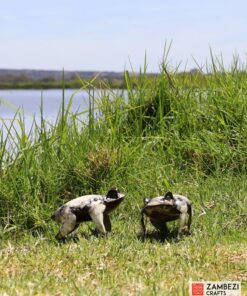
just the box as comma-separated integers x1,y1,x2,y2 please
137,230,190,243
51,228,192,245
54,228,108,245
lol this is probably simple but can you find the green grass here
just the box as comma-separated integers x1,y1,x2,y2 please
0,57,247,295
0,175,246,295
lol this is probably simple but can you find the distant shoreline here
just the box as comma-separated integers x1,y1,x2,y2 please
0,68,128,89
0,80,126,90
0,68,212,89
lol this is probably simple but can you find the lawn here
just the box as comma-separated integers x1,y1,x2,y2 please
0,58,247,295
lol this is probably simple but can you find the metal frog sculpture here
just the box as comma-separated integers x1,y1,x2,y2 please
141,191,192,240
51,188,125,241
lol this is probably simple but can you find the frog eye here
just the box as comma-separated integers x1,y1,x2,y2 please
163,191,174,200
143,198,150,204
106,188,119,199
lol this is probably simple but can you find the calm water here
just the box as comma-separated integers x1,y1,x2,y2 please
0,89,90,119
0,89,95,141
0,89,125,143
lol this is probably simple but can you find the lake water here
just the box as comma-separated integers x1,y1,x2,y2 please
0,89,91,119
0,89,98,143
0,89,125,143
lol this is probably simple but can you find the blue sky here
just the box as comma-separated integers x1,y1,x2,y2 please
1,0,247,72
